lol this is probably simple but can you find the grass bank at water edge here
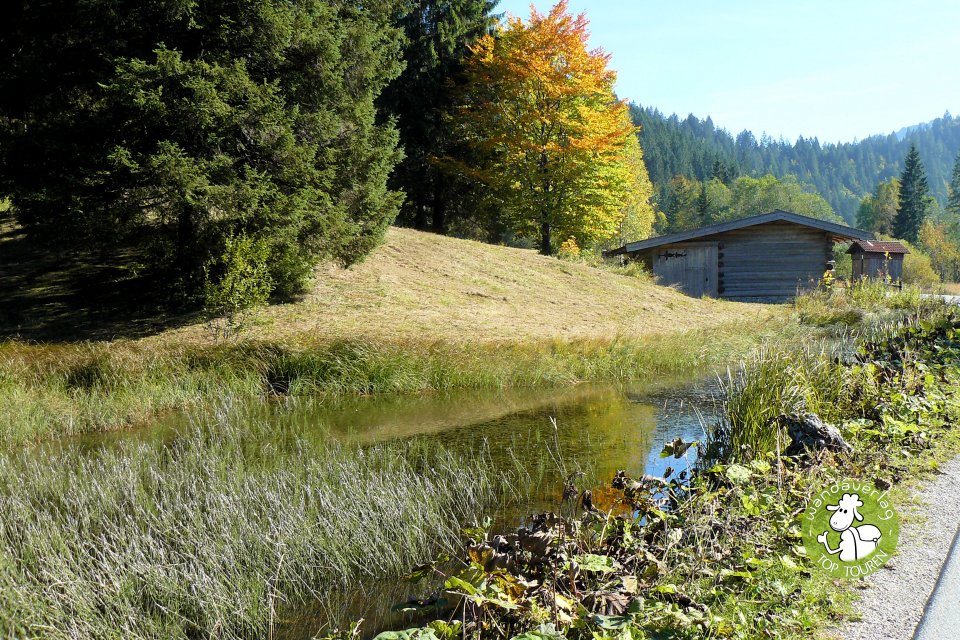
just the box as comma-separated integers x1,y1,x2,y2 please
0,317,789,445
341,300,960,640
0,404,544,640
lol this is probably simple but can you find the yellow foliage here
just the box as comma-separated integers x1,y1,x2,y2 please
557,236,581,260
903,249,940,289
820,268,835,291
919,219,960,282
455,1,655,254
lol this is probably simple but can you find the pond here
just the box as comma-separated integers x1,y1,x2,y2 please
257,377,723,637
48,375,721,638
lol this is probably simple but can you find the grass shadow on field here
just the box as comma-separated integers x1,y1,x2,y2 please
0,215,198,342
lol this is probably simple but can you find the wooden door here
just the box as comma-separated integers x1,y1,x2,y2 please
653,243,718,298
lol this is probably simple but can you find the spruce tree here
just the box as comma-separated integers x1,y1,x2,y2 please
381,0,499,233
893,145,930,243
696,182,710,223
0,0,406,303
948,152,960,216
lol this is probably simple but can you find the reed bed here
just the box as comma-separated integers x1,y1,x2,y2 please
793,278,929,327
0,405,535,639
0,317,785,445
710,300,955,463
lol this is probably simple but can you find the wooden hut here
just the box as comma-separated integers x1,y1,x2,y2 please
605,210,874,300
848,240,909,282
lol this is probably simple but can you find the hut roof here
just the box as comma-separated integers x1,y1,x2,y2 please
847,240,910,255
605,210,874,256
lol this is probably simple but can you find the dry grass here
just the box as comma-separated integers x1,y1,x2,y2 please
156,227,777,347
937,282,960,295
0,227,788,444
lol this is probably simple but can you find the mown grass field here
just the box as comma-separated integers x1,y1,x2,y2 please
158,227,775,346
0,226,786,445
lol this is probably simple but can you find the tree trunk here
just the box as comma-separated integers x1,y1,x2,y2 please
414,190,428,230
175,208,197,298
432,189,447,234
538,150,552,255
540,220,551,255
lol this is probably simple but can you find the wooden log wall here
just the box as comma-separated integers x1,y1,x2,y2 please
712,221,831,298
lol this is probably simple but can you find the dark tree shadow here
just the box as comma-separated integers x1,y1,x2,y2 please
0,216,201,342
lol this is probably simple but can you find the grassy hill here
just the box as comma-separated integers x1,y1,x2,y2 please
162,226,774,346
0,225,786,444
2,220,773,345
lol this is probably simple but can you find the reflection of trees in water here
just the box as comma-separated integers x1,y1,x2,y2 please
271,381,717,640
276,578,440,640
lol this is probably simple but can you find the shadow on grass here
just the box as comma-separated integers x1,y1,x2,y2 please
0,216,200,342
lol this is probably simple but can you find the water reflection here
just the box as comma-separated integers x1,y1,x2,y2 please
266,378,719,637
53,377,719,638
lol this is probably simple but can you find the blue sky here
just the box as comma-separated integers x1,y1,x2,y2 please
496,1,960,143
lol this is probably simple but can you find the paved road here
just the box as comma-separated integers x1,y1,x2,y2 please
838,457,960,640
914,527,960,639
924,294,960,305
912,300,960,639
910,295,960,639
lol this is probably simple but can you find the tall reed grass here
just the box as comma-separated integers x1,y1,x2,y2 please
0,404,535,639
709,345,847,462
0,318,785,445
709,300,954,464
794,279,929,327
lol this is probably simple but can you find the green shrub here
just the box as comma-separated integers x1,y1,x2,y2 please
204,233,273,318
903,249,941,289
609,259,655,282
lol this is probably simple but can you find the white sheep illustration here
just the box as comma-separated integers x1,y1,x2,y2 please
817,493,882,562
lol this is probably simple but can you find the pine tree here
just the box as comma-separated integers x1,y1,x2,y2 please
948,152,960,216
893,145,930,243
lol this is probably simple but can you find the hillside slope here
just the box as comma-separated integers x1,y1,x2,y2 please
165,227,774,346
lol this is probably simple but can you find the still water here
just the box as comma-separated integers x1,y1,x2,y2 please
250,378,723,637
58,376,720,636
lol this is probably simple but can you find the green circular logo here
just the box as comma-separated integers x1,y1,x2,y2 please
802,479,899,579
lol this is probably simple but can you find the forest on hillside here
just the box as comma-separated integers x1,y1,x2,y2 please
632,105,960,224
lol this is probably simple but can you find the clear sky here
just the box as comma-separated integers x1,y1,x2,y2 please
496,1,960,143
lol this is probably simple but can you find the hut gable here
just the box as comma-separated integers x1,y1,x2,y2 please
606,210,875,301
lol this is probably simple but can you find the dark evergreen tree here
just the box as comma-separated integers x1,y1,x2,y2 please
711,160,726,184
894,145,930,243
0,0,405,302
696,182,709,223
948,152,960,216
381,0,499,233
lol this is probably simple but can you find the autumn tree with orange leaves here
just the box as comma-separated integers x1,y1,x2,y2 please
453,1,655,254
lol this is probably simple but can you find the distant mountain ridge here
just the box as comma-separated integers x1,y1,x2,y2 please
892,114,954,141
632,105,960,223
